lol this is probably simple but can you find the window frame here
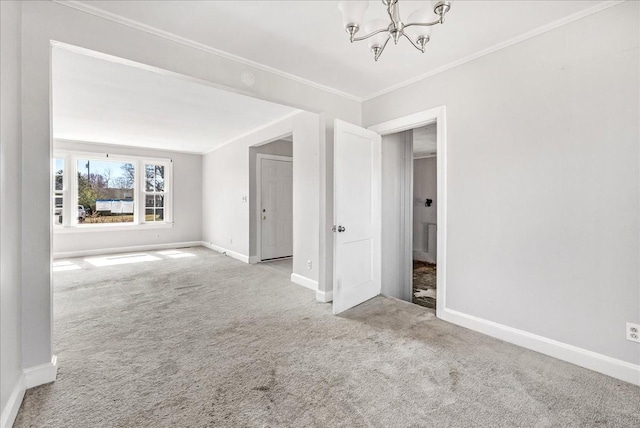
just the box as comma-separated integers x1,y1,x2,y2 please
52,150,173,232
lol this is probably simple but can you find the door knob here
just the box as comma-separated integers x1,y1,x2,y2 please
337,225,346,232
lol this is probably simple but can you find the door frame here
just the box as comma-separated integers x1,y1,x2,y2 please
368,106,447,319
256,153,293,262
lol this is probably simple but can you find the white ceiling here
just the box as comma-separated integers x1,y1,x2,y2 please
52,47,298,154
73,0,612,99
413,124,437,157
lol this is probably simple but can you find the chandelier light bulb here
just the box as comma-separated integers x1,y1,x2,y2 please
338,0,370,36
434,1,452,20
363,20,389,50
406,7,434,44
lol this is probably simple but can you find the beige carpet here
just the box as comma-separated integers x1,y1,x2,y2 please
16,247,640,427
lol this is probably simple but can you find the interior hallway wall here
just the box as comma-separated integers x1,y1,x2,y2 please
20,0,358,370
0,0,24,419
380,131,412,302
202,112,320,285
363,1,640,366
413,157,437,263
52,140,203,257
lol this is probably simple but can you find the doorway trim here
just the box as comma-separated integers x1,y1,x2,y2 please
368,106,447,319
256,153,293,262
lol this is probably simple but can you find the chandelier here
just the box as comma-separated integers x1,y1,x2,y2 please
338,0,452,61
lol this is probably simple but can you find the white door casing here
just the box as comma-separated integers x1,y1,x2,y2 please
259,155,293,260
333,119,382,314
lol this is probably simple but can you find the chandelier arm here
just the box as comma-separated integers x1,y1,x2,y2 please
402,33,424,53
403,19,442,29
351,28,389,42
374,36,391,61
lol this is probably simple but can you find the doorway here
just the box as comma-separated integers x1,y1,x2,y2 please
331,107,447,316
253,138,294,263
370,107,447,318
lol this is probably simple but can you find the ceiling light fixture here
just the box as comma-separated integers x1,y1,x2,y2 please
338,0,452,61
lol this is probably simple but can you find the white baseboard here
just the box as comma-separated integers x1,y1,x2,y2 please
441,308,640,386
1,356,58,427
200,242,250,263
316,289,333,303
290,273,318,291
53,241,202,259
23,355,58,389
1,374,25,428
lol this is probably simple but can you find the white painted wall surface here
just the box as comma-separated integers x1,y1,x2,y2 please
20,0,358,370
203,112,320,283
1,0,25,419
363,2,640,365
413,157,437,261
52,140,202,257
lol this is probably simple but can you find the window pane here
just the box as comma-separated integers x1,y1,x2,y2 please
145,164,155,191
156,208,164,221
78,159,135,224
155,195,164,208
155,165,165,192
54,158,64,191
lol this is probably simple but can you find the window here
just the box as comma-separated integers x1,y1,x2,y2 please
144,164,165,222
52,152,172,230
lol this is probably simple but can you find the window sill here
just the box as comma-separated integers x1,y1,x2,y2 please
53,222,174,234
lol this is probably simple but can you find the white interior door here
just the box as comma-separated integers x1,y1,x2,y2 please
260,157,293,260
333,119,381,314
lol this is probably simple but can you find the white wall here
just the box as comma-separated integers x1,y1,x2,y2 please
1,0,24,421
413,157,437,262
363,2,640,367
20,0,358,370
203,112,320,284
52,140,202,257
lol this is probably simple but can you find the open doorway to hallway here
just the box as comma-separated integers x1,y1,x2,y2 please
374,107,445,317
411,124,437,310
251,137,294,275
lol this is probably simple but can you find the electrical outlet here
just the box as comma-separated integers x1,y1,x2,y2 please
306,260,312,270
627,322,640,343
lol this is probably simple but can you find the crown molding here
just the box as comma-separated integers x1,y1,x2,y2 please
51,0,363,103
361,0,625,101
52,0,624,105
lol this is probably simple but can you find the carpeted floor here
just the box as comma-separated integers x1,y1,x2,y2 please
16,247,640,427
